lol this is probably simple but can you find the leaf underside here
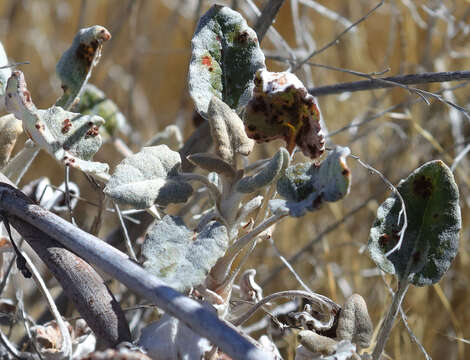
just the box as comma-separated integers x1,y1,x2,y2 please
271,146,351,217
142,215,228,293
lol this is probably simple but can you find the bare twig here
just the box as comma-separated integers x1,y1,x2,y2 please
231,290,340,327
308,70,470,97
349,154,407,257
261,195,376,287
21,250,73,359
254,0,286,42
113,202,138,261
299,0,355,29
292,1,384,71
0,183,274,360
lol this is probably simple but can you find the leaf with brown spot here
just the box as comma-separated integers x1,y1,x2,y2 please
368,160,461,286
56,26,111,109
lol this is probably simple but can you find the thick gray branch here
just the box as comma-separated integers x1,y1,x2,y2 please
0,182,273,360
254,0,286,42
309,70,470,97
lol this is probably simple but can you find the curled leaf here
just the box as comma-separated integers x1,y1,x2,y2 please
368,160,461,286
189,5,265,117
236,147,289,193
142,215,228,292
56,26,111,109
271,146,351,217
187,152,237,178
74,84,129,138
104,145,193,209
0,114,22,168
208,96,254,165
336,294,372,350
244,69,325,158
5,71,109,179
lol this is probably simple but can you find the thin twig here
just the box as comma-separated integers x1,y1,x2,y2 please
451,143,470,172
292,1,384,71
261,195,376,287
299,0,355,29
113,202,138,261
267,236,312,293
349,154,407,257
21,250,73,359
381,273,431,359
231,290,340,327
308,70,470,97
254,0,286,42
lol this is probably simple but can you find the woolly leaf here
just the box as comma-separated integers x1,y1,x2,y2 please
56,26,111,109
0,114,22,168
368,160,461,286
207,96,254,165
74,84,129,138
104,145,193,209
236,147,289,193
138,314,213,359
187,152,236,178
142,215,228,292
271,146,351,217
0,41,11,98
5,71,109,180
189,5,265,117
146,125,183,150
244,69,325,158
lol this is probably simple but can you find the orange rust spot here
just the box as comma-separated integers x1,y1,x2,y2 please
202,55,212,67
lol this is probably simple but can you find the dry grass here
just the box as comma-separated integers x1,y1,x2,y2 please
1,0,470,359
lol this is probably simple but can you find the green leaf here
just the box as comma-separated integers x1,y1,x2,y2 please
104,145,193,209
368,160,461,286
244,69,325,158
5,71,109,180
56,26,111,109
271,146,351,217
188,5,265,117
74,84,129,138
142,215,228,293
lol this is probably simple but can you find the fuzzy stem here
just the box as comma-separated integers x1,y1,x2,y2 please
372,280,410,360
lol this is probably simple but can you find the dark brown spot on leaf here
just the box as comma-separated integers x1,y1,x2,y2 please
413,175,433,198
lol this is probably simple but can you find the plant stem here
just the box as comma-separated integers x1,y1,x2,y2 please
309,70,470,97
372,279,410,360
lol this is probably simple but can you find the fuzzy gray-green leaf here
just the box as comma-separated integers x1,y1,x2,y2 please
368,160,461,286
271,146,351,217
5,71,109,179
236,147,289,193
189,5,265,117
104,145,193,209
74,84,128,138
142,215,229,293
56,26,111,109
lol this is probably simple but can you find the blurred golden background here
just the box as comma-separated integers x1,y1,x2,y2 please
2,0,470,359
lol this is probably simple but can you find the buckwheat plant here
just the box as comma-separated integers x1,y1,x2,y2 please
0,4,461,360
